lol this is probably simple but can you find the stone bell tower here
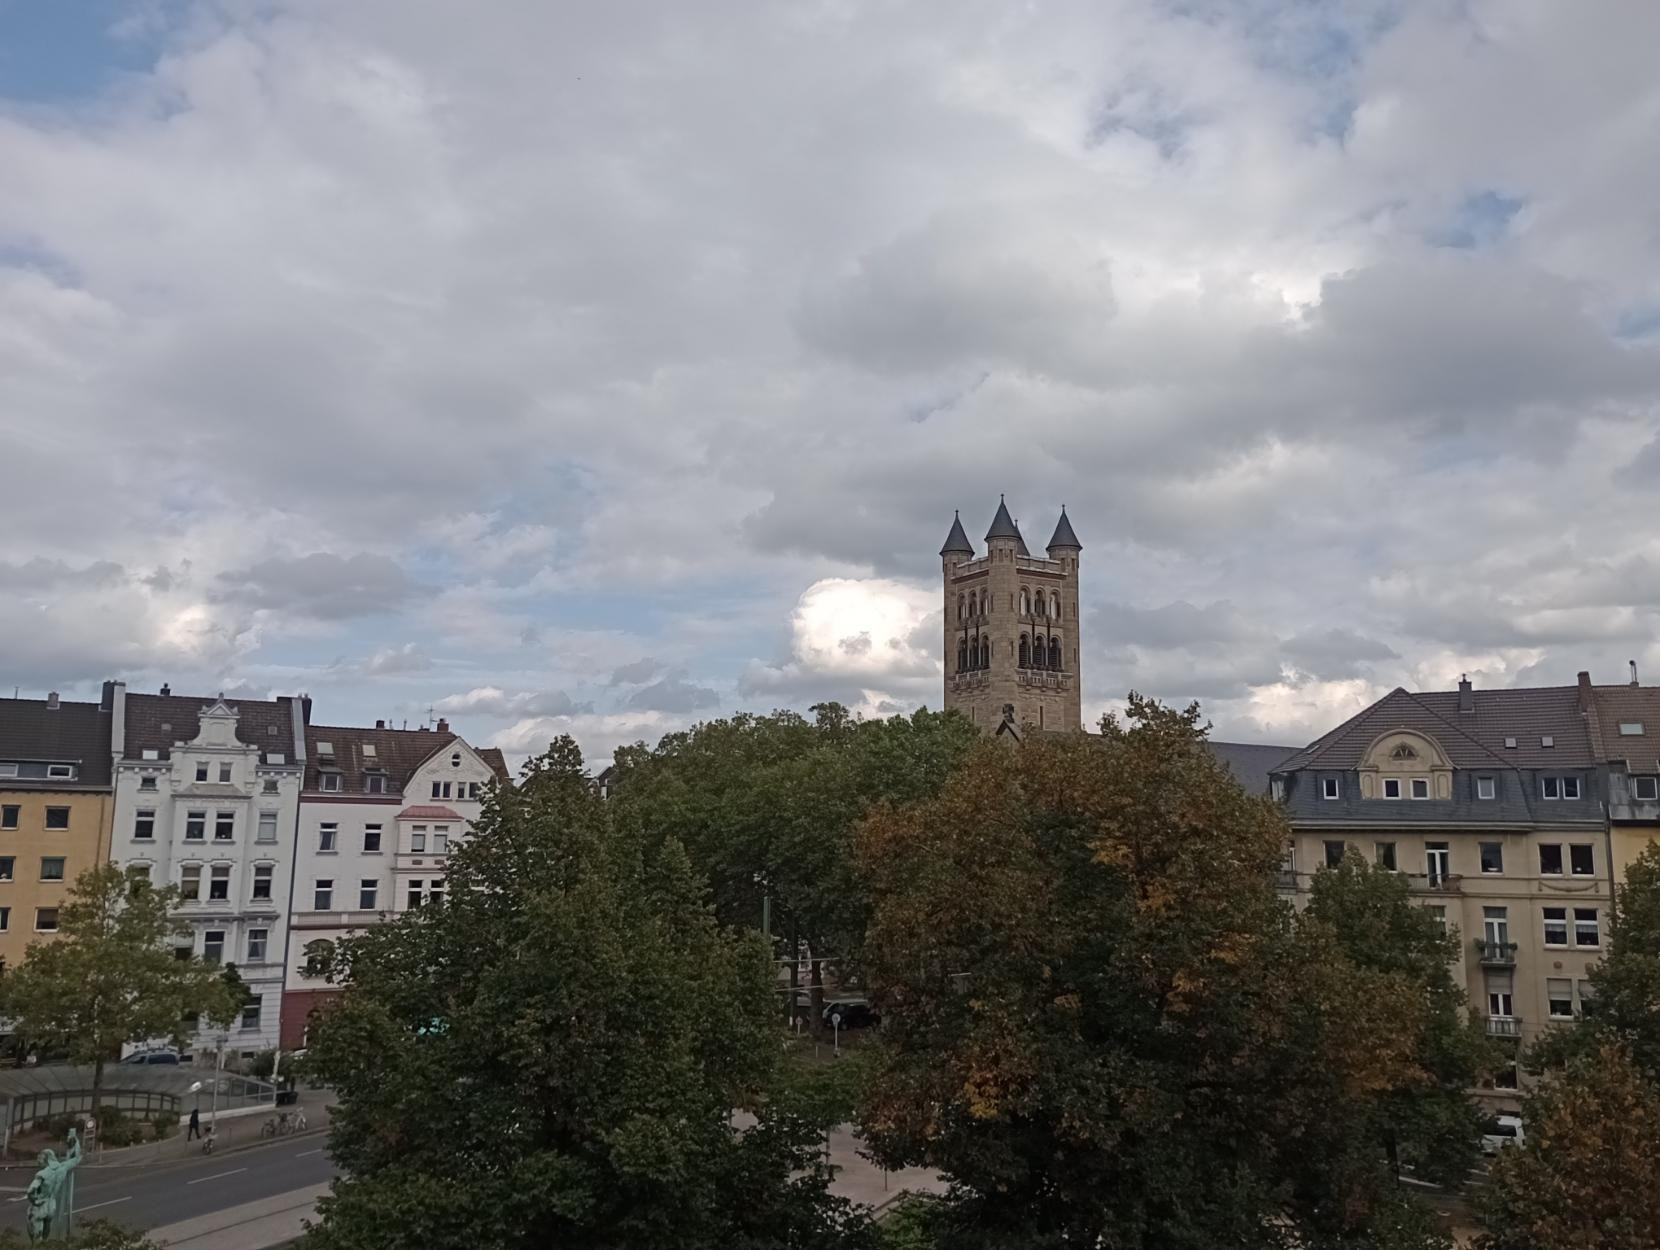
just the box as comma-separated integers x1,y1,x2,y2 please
941,498,1082,735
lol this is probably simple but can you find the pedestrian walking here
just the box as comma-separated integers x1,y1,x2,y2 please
187,1107,201,1141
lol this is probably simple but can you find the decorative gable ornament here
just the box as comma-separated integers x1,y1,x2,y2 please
1390,743,1419,761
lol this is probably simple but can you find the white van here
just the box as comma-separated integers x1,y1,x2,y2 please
1481,1114,1524,1155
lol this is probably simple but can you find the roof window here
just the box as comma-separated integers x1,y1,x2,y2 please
141,749,160,760
362,744,377,758
268,753,286,765
316,741,335,757
1620,723,1645,736
1541,735,1554,748
1504,737,1517,749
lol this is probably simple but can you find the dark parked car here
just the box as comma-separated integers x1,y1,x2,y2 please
120,1049,181,1065
822,999,881,1030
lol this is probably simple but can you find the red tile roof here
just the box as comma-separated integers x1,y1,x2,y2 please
397,805,463,820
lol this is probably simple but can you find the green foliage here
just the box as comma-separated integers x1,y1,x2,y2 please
855,697,1461,1249
0,1220,160,1249
150,1112,177,1140
302,736,862,1250
0,865,236,1109
1481,1040,1660,1249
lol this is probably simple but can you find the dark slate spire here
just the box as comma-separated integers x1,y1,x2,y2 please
985,495,1020,542
1046,506,1082,552
939,511,974,557
1013,520,1031,557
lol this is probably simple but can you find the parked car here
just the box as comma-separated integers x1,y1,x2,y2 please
1480,1114,1524,1155
822,999,881,1030
120,1048,181,1066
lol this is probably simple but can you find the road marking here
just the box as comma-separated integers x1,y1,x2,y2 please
186,1167,247,1185
295,1148,323,1157
75,1197,131,1214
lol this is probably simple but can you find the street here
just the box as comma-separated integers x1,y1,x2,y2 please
2,1135,337,1233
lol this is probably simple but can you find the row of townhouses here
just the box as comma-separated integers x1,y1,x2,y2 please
0,681,506,1062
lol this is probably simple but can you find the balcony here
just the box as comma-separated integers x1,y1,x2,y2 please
1486,1016,1523,1040
1015,670,1072,690
1406,872,1462,894
1476,939,1518,967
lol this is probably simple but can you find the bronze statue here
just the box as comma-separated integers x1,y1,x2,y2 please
25,1127,81,1242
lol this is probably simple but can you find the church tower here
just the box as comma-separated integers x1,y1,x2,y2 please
941,500,1083,735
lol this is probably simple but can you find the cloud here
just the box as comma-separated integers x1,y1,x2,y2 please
435,687,592,718
0,559,127,590
627,678,719,713
1281,627,1399,680
215,553,421,620
608,657,662,686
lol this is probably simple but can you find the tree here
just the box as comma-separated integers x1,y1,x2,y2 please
0,864,235,1118
1481,1041,1660,1250
1530,842,1660,1078
854,698,1457,1249
302,737,864,1250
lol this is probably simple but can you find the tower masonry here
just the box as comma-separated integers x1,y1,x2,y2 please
941,499,1082,734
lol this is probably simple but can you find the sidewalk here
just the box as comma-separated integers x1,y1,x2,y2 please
147,1181,327,1249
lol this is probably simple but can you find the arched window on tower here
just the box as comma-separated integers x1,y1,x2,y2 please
1050,592,1060,619
958,639,968,672
1030,636,1044,669
957,594,965,622
1018,634,1030,668
1049,638,1062,670
981,589,990,617
980,637,991,669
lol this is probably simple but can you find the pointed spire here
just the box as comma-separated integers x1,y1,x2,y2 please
985,495,1020,542
939,511,974,557
1046,506,1081,552
1013,519,1031,557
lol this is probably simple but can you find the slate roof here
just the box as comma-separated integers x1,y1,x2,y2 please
0,697,113,788
1208,741,1298,796
985,497,1020,541
304,724,510,794
939,512,974,556
123,692,296,764
1046,508,1082,551
1586,683,1660,770
1013,521,1031,557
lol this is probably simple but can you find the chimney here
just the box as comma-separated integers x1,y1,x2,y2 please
436,718,450,734
1457,675,1474,714
159,683,171,696
1632,660,1641,687
301,694,313,725
46,691,59,711
100,680,115,711
375,719,386,730
108,681,125,758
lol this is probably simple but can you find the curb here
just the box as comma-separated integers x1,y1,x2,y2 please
0,1122,331,1173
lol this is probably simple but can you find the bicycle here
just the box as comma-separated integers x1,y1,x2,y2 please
260,1108,309,1137
201,1127,217,1155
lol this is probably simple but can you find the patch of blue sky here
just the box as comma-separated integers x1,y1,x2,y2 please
0,0,186,102
1614,304,1660,343
1426,190,1524,250
0,235,79,285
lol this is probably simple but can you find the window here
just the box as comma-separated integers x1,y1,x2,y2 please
218,762,233,783
1049,638,1062,670
247,929,267,963
1324,840,1346,868
202,930,224,965
1541,736,1554,748
0,857,13,880
360,879,378,909
1539,844,1563,875
1547,978,1574,1019
1483,906,1510,946
1635,777,1660,801
1563,776,1581,799
0,907,9,931
1426,842,1451,886
1322,777,1339,799
303,940,336,979
268,752,285,765
1620,723,1645,736
408,879,424,909
240,996,262,1031
1488,990,1513,1018
363,824,382,853
319,772,342,792
1493,1062,1519,1090
257,811,277,843
174,945,192,961
251,864,273,901
468,782,481,799
1504,737,1518,749
0,805,15,830
1410,778,1430,799
1470,774,1493,800
1574,908,1600,947
185,811,205,841
1018,635,1030,668
362,743,377,758
1479,843,1503,874
138,775,157,791
127,864,151,893
1570,844,1595,876
0,765,14,778
180,865,201,900
1383,778,1402,799
34,908,58,932
431,781,452,800
141,748,159,761
434,829,449,854
134,809,155,840
196,761,209,782
411,826,426,852
319,823,338,853
428,882,445,907
214,811,235,841
314,879,334,910
1579,981,1597,1017
1543,907,1568,946
39,857,64,881
1424,904,1446,931
1375,842,1397,871
46,764,73,779
208,864,230,901
316,742,335,758
43,808,68,830
364,773,386,794
262,779,279,795
1541,776,1559,799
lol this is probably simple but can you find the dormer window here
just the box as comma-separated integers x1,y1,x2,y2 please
1635,777,1659,801
1410,778,1429,799
46,764,73,780
1383,779,1402,799
364,773,386,795
1477,776,1496,800
318,772,342,793
1620,723,1645,736
1321,778,1339,800
316,742,334,756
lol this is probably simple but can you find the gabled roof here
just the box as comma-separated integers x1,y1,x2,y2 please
1046,508,1081,551
0,697,113,788
1208,741,1298,795
305,724,512,794
124,692,295,765
1586,683,1660,770
939,512,974,556
1275,684,1596,772
985,497,1020,542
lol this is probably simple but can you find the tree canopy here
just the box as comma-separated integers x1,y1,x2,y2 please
853,698,1463,1249
302,736,864,1250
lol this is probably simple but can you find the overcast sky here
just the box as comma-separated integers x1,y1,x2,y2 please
4,0,1660,767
